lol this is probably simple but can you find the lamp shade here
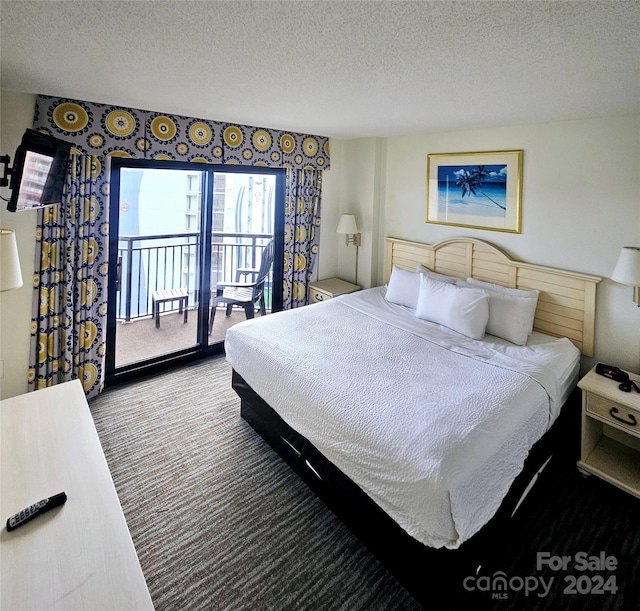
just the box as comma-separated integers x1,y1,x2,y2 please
611,247,640,286
0,229,22,292
336,214,358,235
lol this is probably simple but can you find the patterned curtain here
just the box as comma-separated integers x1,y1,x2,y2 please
28,95,330,397
284,169,322,308
28,152,106,393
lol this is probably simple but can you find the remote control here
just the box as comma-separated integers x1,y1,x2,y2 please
6,492,67,531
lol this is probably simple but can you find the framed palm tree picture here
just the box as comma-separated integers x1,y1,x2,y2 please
426,150,523,233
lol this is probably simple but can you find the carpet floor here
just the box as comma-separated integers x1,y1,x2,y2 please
90,357,419,611
89,357,640,611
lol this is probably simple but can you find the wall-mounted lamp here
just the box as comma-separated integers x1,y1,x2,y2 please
0,228,23,292
611,246,640,306
336,214,361,286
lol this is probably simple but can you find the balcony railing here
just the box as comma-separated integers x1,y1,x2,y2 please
117,232,272,322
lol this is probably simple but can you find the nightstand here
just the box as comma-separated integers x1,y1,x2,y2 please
577,366,640,498
308,278,359,304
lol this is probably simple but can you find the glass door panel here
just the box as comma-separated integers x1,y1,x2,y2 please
207,172,276,345
114,168,202,368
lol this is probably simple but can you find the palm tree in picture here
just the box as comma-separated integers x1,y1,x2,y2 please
455,165,505,210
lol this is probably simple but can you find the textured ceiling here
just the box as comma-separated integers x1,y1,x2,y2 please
1,0,638,139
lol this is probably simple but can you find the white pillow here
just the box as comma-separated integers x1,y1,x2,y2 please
459,278,539,345
385,266,420,308
415,275,490,340
416,264,458,284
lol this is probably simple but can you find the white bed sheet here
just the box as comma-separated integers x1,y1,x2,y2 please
225,287,580,549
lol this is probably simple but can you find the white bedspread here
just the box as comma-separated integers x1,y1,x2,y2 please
225,287,580,549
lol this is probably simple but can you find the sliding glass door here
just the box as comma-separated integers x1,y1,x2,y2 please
106,159,284,385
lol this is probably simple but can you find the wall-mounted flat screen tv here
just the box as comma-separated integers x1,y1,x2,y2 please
5,129,72,213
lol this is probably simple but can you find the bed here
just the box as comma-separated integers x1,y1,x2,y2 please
225,237,601,604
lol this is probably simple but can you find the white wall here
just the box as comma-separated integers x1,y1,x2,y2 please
321,137,385,289
326,114,640,375
0,91,38,399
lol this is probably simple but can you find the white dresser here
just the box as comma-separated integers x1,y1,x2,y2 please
0,380,154,610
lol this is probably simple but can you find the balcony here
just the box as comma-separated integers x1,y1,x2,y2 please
115,231,272,367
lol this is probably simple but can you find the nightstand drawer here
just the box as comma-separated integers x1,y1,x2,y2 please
586,393,640,438
309,287,330,303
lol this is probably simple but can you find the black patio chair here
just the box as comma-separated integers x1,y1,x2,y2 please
208,239,274,334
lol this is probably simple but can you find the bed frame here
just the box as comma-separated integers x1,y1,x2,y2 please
233,237,601,606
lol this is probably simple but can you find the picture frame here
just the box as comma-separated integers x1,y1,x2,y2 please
426,150,523,233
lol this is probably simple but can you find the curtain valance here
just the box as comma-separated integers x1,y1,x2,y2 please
34,95,330,171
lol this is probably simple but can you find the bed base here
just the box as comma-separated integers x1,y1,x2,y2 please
232,369,580,606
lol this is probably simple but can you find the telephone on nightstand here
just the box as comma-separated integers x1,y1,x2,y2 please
596,363,640,393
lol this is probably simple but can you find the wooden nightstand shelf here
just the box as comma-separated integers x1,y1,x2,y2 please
308,278,359,304
577,366,640,498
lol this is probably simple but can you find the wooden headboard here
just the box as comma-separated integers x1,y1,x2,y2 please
385,237,601,356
